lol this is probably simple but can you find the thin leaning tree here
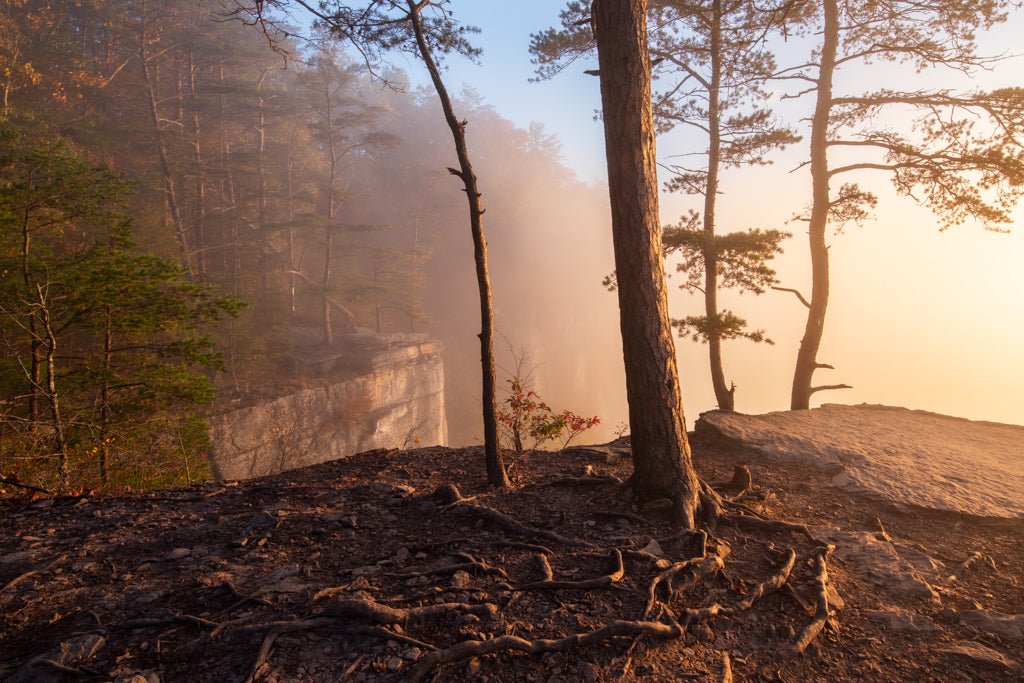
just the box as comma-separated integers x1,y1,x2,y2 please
783,0,1024,409
247,0,510,486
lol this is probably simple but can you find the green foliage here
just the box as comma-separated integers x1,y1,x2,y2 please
663,215,790,296
672,311,773,345
0,118,239,493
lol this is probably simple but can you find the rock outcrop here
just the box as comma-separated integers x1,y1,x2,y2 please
208,334,446,480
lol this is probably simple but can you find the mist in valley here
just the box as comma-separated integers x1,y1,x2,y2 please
2,0,1024,494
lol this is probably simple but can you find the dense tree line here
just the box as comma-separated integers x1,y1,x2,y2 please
0,0,619,491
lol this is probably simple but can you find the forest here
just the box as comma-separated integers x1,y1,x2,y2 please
1,3,1023,682
1,0,1022,496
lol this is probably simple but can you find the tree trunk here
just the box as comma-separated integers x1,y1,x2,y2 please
20,210,41,427
37,286,68,488
593,0,701,527
139,9,193,279
791,0,838,410
407,0,509,487
703,0,734,412
98,312,112,485
188,49,207,278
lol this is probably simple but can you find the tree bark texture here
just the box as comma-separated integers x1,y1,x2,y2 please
407,0,509,487
791,0,838,410
593,0,701,527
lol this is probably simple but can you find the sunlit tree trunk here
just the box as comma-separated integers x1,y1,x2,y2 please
594,0,700,526
791,0,838,410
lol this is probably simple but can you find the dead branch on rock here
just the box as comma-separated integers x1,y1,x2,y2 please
434,484,592,548
518,549,625,591
723,512,818,542
785,545,835,657
723,549,796,613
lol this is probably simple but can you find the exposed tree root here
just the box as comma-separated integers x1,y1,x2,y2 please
227,480,841,681
123,613,218,630
715,465,753,499
245,617,336,683
723,549,797,613
946,550,995,583
533,474,623,488
319,597,498,625
434,484,592,548
720,650,733,683
491,540,554,555
785,544,835,657
392,553,510,582
0,570,37,596
518,549,625,591
593,510,649,524
407,619,687,682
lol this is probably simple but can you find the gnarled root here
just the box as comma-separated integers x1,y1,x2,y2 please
433,484,592,548
785,544,836,657
518,549,624,591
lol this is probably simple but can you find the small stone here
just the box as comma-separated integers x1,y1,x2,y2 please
395,547,411,564
163,548,190,561
386,656,404,671
467,657,481,675
452,570,472,588
692,623,714,642
404,647,422,660
351,565,379,577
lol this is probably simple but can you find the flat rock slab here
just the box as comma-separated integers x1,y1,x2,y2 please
696,405,1024,518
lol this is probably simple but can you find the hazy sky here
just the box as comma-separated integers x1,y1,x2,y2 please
399,2,1024,427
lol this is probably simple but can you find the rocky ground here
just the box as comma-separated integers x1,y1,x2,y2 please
1,430,1022,682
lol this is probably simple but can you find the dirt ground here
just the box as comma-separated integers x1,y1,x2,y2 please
1,433,1022,682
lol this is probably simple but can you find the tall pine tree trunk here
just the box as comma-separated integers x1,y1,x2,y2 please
791,0,838,410
703,0,734,412
594,0,701,527
407,0,508,487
